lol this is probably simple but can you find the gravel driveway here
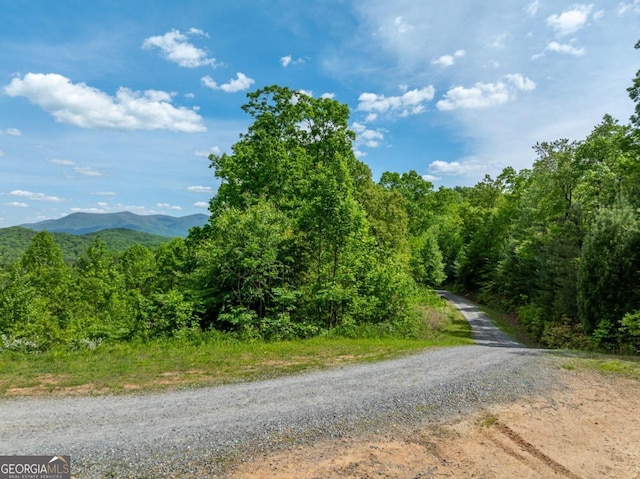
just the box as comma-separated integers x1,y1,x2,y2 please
0,292,550,478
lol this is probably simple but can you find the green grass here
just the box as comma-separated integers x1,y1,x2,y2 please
553,351,640,379
0,306,473,397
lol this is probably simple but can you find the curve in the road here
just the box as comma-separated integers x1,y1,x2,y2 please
0,292,544,478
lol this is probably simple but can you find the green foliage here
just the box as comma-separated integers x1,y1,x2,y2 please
409,232,446,287
0,226,169,265
3,63,640,354
194,85,421,338
577,207,640,350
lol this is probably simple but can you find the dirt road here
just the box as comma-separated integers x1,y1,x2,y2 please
5,293,634,478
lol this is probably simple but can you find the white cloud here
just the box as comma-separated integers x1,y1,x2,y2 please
71,207,107,214
357,87,435,117
195,146,221,157
188,28,208,36
320,92,336,100
5,202,28,208
184,92,195,99
4,73,206,132
0,150,4,157
428,158,484,176
352,122,385,148
157,202,182,210
547,4,594,36
618,0,640,15
421,174,441,182
142,29,219,68
280,55,305,67
201,72,255,93
10,189,64,202
436,74,535,111
5,128,21,136
281,55,293,67
526,1,540,16
193,201,209,208
393,16,414,34
93,191,117,196
50,158,75,166
490,33,508,49
74,166,104,177
545,41,586,56
504,73,536,91
432,49,466,67
187,185,213,193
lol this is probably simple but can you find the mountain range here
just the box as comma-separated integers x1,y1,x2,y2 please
21,211,209,237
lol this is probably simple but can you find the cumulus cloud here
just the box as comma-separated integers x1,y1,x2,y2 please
10,189,64,202
352,122,385,148
421,174,441,182
157,203,182,211
187,185,213,193
547,4,594,36
432,49,466,67
195,146,221,157
320,92,335,100
280,55,306,67
5,128,21,136
4,73,206,132
545,41,586,56
201,73,255,93
428,158,484,176
193,201,209,208
142,29,219,68
6,202,28,208
436,74,535,111
357,87,435,117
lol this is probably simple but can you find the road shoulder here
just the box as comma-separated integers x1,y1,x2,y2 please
227,358,640,478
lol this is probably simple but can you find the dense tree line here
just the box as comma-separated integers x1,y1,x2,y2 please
1,48,639,353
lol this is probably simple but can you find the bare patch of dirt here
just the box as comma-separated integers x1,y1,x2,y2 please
229,365,640,479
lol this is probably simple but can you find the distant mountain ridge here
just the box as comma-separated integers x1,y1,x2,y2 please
0,227,172,264
21,211,209,237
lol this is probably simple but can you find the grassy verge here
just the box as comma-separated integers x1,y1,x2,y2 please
552,351,640,379
0,301,472,397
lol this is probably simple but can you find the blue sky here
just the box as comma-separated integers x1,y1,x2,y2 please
1,1,638,227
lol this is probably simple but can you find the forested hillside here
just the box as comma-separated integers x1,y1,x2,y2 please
1,45,639,353
22,211,208,237
0,227,170,264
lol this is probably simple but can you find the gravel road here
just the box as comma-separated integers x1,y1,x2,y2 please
0,292,550,478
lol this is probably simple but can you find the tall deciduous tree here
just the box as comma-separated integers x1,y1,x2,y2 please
196,86,416,334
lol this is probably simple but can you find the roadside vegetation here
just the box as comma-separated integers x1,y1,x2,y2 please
0,295,471,395
0,41,639,386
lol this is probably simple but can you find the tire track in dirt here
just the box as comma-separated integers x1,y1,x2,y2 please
489,422,583,478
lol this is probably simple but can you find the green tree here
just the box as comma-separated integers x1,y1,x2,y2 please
627,39,640,128
194,199,294,331
577,206,640,350
196,85,416,335
72,237,132,340
119,243,157,294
